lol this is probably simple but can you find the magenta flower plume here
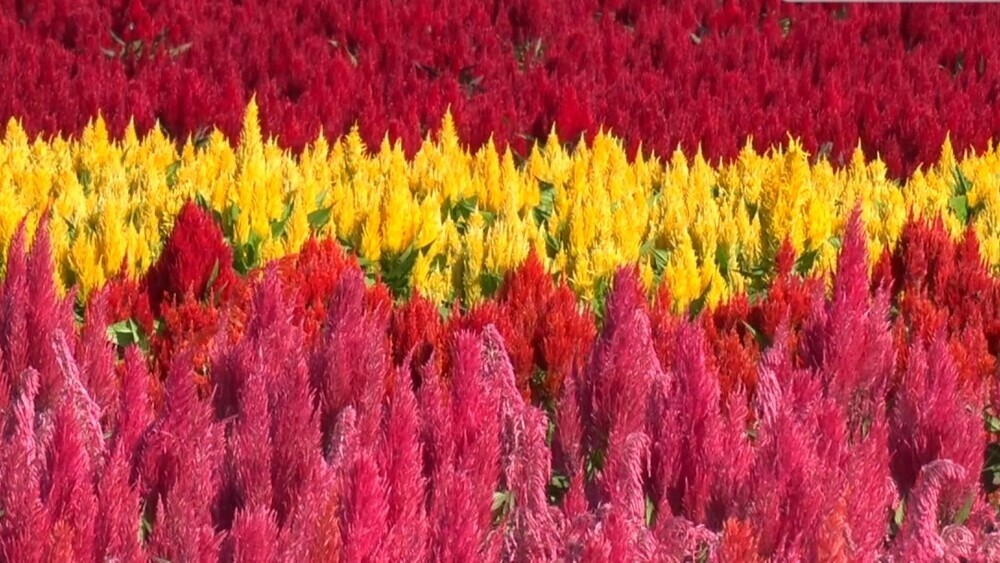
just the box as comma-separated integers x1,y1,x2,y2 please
802,206,894,414
139,353,224,561
94,443,143,563
339,446,389,562
0,221,31,407
51,330,104,467
221,360,274,528
0,367,48,561
114,346,153,464
42,403,98,561
892,460,972,560
553,369,587,520
661,321,750,528
476,326,562,560
223,507,279,563
890,332,984,508
1,218,74,411
310,268,390,454
380,355,429,560
75,288,118,424
582,267,663,461
428,329,502,559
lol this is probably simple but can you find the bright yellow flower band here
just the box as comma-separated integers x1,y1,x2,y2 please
2,100,998,311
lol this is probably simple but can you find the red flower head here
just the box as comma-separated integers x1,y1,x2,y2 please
144,201,238,315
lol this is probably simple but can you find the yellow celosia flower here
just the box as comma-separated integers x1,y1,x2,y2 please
5,103,1000,306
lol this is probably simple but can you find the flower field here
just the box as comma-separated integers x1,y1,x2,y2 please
5,1,1000,561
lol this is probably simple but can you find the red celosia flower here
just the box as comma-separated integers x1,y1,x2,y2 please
144,201,238,315
275,237,358,342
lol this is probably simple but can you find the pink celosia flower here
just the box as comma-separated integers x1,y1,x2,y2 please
224,507,279,563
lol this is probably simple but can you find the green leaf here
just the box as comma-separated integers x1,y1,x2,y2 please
167,42,192,58
688,284,711,319
479,209,497,227
107,319,148,352
533,182,557,225
233,233,263,275
741,320,770,348
491,490,514,525
73,297,86,326
381,245,419,298
547,472,570,505
987,415,1000,434
645,495,657,528
794,247,820,277
954,494,974,525
226,203,241,234
270,202,294,238
544,231,561,259
951,166,976,225
450,196,478,222
307,206,333,231
438,302,453,320
77,168,92,194
204,259,220,300
650,248,669,274
893,498,906,529
950,195,969,225
779,17,792,37
715,243,731,281
165,160,181,188
480,271,504,298
109,29,127,47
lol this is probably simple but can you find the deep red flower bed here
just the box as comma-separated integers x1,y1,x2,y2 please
3,0,1000,174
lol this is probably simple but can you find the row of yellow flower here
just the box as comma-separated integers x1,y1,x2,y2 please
2,101,998,310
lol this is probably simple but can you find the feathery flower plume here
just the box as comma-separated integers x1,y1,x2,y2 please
477,326,561,559
380,355,429,560
51,330,104,466
144,201,237,314
140,353,223,561
223,507,279,563
582,268,662,457
553,368,587,520
0,368,48,561
339,446,389,562
310,268,390,451
74,289,118,423
890,333,983,510
42,404,97,560
892,460,971,560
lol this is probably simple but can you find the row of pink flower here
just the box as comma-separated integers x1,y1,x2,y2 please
1,210,998,560
3,0,1000,175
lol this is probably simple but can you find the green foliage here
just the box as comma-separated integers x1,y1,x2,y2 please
106,318,148,351
949,166,977,225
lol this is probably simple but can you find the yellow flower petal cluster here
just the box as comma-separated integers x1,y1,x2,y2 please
3,103,1000,310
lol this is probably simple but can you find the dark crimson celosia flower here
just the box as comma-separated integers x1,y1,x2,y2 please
7,1,1000,174
144,201,238,315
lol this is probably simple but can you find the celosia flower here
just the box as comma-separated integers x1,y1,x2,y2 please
223,507,280,563
890,334,984,503
380,356,429,560
144,201,238,314
139,353,224,561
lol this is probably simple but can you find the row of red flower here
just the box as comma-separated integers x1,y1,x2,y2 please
3,201,1000,558
3,0,1000,175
